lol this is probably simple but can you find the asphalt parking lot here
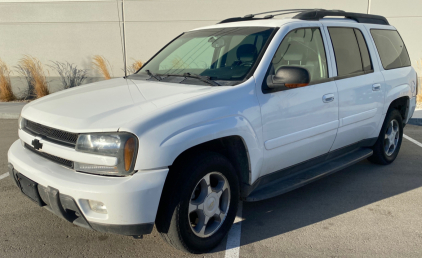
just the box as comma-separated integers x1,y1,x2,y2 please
1,119,422,257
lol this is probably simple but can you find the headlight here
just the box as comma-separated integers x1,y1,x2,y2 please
75,133,138,176
18,115,26,130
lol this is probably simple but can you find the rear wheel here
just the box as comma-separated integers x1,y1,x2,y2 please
368,109,403,165
155,152,239,253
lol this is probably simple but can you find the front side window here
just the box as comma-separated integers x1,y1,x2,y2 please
328,27,373,77
268,28,328,84
132,27,274,85
371,29,411,70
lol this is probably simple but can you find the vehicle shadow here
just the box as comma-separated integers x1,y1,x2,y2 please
213,139,422,252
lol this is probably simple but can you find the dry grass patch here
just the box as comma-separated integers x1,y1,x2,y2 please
127,59,143,74
171,56,190,70
16,55,49,99
416,60,422,105
93,55,112,80
0,59,16,101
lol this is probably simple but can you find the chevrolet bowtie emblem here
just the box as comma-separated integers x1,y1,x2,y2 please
32,139,43,150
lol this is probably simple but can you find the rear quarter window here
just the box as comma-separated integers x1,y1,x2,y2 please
328,27,372,77
370,29,411,70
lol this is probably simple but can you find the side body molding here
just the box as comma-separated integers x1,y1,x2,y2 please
340,108,377,127
264,120,339,150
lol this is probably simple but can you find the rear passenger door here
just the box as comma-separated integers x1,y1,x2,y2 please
324,25,385,150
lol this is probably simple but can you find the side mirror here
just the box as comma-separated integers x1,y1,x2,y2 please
266,66,310,90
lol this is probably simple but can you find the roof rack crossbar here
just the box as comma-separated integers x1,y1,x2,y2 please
247,9,314,17
267,11,311,18
218,9,314,24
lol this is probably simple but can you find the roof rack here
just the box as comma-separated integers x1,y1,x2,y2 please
293,10,389,25
218,9,389,25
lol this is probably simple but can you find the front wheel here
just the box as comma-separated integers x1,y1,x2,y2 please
155,152,239,253
368,109,403,165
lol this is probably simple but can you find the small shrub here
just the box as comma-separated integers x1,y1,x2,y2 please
417,60,422,104
0,59,16,101
92,55,112,80
15,61,34,99
16,55,49,99
49,61,87,89
126,59,143,74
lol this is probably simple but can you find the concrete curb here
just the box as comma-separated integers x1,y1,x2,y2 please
0,113,20,119
408,118,422,126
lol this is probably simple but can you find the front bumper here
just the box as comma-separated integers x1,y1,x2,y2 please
8,140,168,236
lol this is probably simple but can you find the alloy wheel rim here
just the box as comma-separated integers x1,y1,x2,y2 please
188,172,230,238
384,119,400,156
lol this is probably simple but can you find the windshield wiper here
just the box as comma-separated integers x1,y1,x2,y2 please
184,73,220,86
165,73,220,86
145,70,162,81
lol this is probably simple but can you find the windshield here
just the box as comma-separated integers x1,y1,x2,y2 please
131,27,274,85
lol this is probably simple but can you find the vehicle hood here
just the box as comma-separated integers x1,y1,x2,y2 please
21,78,218,133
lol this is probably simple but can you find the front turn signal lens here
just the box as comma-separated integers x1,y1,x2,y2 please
124,137,136,171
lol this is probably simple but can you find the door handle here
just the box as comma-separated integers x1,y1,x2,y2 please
372,84,381,91
322,93,335,103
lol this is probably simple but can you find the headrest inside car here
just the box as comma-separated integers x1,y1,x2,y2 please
236,44,257,62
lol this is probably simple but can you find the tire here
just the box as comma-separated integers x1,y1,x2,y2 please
155,151,240,253
368,109,403,165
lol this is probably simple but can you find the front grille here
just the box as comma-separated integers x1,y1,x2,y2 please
24,119,78,147
25,143,74,169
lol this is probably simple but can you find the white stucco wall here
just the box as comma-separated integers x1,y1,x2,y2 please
0,0,421,93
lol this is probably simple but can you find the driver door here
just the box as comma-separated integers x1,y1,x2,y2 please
256,25,339,177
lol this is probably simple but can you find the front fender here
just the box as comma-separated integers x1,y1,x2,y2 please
135,115,263,184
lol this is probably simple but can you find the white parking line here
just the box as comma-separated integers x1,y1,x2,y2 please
404,134,422,148
225,201,243,258
0,172,9,181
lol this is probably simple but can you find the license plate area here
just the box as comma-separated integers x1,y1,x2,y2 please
16,173,44,206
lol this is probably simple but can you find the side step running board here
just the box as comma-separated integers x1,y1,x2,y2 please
245,148,373,202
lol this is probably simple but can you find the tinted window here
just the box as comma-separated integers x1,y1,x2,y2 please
371,29,411,70
328,28,364,77
354,29,372,71
269,28,328,84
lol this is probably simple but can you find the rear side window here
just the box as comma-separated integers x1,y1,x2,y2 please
328,28,373,77
371,29,411,70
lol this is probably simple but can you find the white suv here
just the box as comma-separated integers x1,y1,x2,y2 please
8,9,417,253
